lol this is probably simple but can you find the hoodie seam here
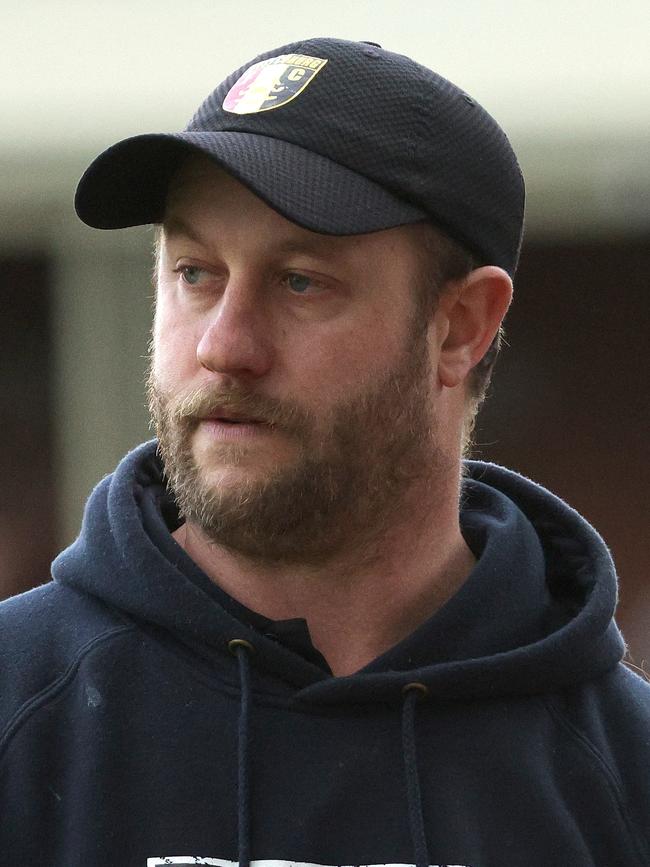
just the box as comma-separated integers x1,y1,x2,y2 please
0,625,136,767
542,695,648,865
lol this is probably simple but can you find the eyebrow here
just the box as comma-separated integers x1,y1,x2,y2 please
162,214,346,260
273,236,345,258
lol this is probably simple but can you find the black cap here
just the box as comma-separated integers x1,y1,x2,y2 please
75,37,525,275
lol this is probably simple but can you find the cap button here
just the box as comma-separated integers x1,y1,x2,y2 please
360,41,382,58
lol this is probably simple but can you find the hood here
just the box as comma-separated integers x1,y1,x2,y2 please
52,440,624,706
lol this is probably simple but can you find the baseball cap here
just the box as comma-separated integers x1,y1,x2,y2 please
75,37,525,275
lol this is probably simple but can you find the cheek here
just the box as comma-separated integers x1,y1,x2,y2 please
152,309,201,389
286,316,403,400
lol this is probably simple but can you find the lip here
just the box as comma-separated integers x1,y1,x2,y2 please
201,407,267,424
206,407,258,422
199,417,272,441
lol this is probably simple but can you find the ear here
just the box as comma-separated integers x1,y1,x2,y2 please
436,266,513,389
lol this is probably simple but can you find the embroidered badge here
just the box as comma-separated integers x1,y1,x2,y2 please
223,53,328,114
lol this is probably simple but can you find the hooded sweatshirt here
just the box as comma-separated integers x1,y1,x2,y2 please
1,440,648,867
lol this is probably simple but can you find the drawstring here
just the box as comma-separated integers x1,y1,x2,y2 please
228,639,255,867
402,682,430,867
227,643,429,867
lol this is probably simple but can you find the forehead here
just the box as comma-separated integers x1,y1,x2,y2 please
163,154,434,270
165,156,338,251
164,159,344,255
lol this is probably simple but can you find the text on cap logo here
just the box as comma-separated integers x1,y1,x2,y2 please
223,53,328,114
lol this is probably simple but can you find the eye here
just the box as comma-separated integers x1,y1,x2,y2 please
175,265,206,286
285,272,322,295
287,273,311,294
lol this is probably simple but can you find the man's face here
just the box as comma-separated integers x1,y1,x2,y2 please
149,156,447,565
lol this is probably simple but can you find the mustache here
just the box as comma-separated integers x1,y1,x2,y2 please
159,383,312,436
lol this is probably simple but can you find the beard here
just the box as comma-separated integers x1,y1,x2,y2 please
147,318,442,567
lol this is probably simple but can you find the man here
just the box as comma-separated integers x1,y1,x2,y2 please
1,37,648,867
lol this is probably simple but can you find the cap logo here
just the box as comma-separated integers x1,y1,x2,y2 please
223,53,328,114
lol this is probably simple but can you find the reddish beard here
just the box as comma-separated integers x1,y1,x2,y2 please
147,326,438,566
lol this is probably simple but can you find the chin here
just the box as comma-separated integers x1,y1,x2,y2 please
192,445,285,485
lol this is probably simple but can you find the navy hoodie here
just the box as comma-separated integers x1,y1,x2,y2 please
1,440,649,867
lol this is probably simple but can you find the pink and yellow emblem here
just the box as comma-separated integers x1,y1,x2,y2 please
223,53,328,114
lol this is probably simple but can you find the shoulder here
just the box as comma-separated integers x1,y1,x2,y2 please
614,662,650,720
548,663,650,777
545,664,650,861
0,581,135,738
566,663,650,742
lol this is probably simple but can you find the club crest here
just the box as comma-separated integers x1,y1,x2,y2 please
223,53,328,114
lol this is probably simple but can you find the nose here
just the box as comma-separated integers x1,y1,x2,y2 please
196,276,273,380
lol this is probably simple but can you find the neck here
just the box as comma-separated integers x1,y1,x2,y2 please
172,469,476,676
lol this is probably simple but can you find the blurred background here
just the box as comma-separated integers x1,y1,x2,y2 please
1,0,648,664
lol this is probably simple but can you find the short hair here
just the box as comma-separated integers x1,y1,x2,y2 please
415,225,504,456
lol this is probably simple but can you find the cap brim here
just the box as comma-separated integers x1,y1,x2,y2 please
74,131,428,235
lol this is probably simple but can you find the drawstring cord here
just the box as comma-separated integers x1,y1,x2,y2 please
228,639,255,867
227,642,429,867
402,682,430,867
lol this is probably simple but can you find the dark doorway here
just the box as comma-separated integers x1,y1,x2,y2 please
0,255,56,599
475,237,650,667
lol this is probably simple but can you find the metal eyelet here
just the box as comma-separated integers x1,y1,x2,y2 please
402,681,429,697
228,638,255,656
